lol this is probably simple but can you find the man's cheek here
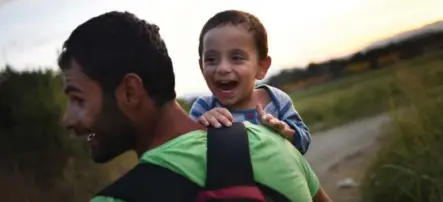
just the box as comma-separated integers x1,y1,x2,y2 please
79,109,97,129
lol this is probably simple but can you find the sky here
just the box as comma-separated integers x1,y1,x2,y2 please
0,0,442,96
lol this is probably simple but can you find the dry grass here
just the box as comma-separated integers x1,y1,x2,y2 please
360,54,443,202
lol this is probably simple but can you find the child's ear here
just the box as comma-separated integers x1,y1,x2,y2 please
256,56,272,80
199,58,203,73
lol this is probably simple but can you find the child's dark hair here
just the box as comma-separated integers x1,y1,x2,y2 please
198,10,268,60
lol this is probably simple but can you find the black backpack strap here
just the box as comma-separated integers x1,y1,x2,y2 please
96,163,200,202
205,122,255,189
204,123,291,202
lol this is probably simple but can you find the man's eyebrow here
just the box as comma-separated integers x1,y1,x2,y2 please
64,85,82,94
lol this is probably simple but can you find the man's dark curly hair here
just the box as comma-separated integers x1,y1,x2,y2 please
58,11,176,107
198,10,268,60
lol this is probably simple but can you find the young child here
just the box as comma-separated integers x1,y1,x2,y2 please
189,10,311,154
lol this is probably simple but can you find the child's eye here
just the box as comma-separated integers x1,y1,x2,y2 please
204,57,217,64
232,55,245,61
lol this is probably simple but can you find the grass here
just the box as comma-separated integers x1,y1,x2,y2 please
359,53,443,202
290,52,443,132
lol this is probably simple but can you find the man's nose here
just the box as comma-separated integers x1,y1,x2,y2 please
62,112,75,131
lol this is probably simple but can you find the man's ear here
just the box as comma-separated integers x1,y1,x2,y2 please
256,56,272,80
115,73,145,109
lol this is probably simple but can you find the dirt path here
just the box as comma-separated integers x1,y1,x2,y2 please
305,113,392,202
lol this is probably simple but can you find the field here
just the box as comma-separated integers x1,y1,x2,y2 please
359,52,443,202
293,51,442,202
290,52,442,132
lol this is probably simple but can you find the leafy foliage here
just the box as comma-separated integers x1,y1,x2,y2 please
0,66,109,202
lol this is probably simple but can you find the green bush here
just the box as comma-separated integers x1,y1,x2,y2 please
0,67,69,176
0,67,109,202
360,57,443,202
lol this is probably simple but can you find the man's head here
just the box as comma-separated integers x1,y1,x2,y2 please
59,11,175,163
198,10,271,107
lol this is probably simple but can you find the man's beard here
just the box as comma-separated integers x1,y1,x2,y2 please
90,97,137,164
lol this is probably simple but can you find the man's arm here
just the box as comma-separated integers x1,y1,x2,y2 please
313,187,333,202
293,140,332,202
312,187,332,202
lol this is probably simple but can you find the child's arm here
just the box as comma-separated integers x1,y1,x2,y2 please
256,103,311,154
189,96,211,121
277,93,311,155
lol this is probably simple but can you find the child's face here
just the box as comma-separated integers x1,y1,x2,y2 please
200,24,270,107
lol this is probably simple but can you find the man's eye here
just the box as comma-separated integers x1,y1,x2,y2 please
70,96,84,106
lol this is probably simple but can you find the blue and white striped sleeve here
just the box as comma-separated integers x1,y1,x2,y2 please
189,95,213,121
273,88,311,155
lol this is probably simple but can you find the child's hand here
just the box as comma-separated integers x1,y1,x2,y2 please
198,107,234,128
256,104,294,141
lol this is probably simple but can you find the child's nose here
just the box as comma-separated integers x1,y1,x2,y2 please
216,61,232,74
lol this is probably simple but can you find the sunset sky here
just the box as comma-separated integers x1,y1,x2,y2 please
0,0,442,96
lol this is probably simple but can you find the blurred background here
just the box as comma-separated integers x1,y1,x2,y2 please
1,0,442,201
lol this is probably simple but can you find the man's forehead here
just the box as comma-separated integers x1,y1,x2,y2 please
61,64,95,93
61,61,89,82
62,68,82,84
62,71,73,83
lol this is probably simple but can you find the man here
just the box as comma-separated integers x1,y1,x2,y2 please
59,11,332,202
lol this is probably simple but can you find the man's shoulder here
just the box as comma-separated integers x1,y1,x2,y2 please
140,130,207,161
137,124,295,186
90,195,125,202
141,123,288,154
140,124,297,162
243,121,318,201
93,163,200,202
139,130,208,186
243,121,285,141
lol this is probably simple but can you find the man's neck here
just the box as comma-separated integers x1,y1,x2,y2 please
135,100,204,157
